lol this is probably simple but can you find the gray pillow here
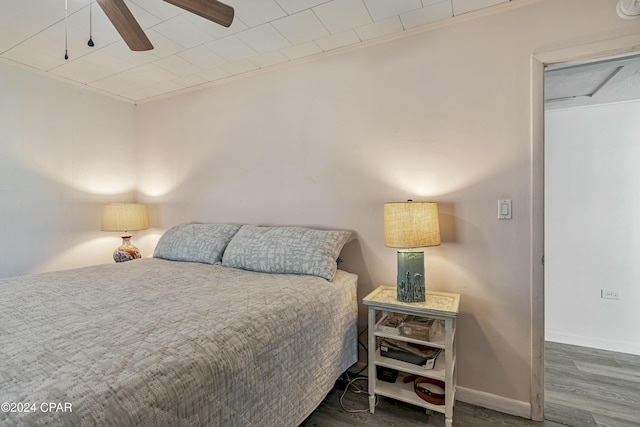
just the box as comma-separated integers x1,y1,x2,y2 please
221,225,351,281
153,223,241,265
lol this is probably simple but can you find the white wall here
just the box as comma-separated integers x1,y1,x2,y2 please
0,60,136,278
135,0,639,413
0,0,634,417
545,100,640,355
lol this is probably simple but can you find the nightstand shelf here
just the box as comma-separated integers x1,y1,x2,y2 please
374,348,453,381
375,373,457,413
374,315,454,349
364,286,460,427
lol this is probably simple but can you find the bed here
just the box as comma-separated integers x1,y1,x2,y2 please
0,224,358,426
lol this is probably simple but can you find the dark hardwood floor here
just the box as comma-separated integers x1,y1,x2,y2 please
304,342,640,426
306,389,566,426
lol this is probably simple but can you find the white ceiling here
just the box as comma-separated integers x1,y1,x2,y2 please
0,0,510,103
545,54,640,110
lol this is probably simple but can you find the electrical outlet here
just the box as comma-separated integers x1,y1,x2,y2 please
601,290,620,300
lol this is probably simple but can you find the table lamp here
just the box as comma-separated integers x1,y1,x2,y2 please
384,201,441,302
102,203,149,262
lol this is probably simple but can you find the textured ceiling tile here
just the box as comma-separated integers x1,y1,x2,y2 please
2,0,528,102
363,0,422,21
121,85,165,102
122,2,164,29
271,10,329,45
131,63,179,83
400,0,452,29
197,67,232,82
544,58,640,109
130,0,183,21
177,45,227,70
2,44,66,72
205,36,258,62
233,0,287,28
314,30,361,51
275,0,330,15
0,9,51,40
152,79,187,93
153,55,203,78
67,0,90,12
101,41,160,67
67,6,121,44
452,0,509,16
314,0,372,34
81,49,135,74
220,59,259,75
0,2,79,53
0,28,19,54
145,29,185,58
250,51,290,68
24,23,95,61
0,26,31,55
152,15,213,49
49,58,112,83
172,74,207,87
90,71,152,95
280,42,322,60
183,12,248,39
236,24,291,54
354,16,403,41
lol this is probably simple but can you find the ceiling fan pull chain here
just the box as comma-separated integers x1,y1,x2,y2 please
64,0,69,59
88,0,95,47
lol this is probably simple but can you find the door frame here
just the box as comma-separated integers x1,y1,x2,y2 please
529,36,640,421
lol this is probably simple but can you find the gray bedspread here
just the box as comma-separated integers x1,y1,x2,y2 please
0,259,358,426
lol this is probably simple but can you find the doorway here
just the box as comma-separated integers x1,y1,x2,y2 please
541,53,640,426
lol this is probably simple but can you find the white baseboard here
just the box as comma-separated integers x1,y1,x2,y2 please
545,331,640,356
456,386,531,419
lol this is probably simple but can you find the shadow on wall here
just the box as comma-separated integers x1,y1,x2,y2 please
438,202,459,243
339,237,371,331
0,159,139,278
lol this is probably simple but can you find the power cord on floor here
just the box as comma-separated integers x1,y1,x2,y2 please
340,314,388,413
339,373,378,413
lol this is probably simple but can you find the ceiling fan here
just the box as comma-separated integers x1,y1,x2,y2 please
95,0,234,51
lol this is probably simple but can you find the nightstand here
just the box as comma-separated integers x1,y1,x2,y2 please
363,286,460,427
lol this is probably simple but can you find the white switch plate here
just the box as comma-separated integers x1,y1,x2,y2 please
498,199,512,219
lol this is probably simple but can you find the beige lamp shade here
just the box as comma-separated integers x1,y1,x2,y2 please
384,201,441,249
101,203,149,232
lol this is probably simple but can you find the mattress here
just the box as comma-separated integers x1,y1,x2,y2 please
0,258,358,426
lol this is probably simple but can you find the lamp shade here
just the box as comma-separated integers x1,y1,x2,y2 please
101,203,149,232
384,201,441,249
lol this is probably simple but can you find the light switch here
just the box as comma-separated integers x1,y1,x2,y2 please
498,199,512,220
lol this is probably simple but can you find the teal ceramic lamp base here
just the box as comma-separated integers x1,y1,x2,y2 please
396,251,425,303
113,234,141,263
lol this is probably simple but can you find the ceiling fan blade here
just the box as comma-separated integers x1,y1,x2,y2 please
163,0,234,27
96,0,153,51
